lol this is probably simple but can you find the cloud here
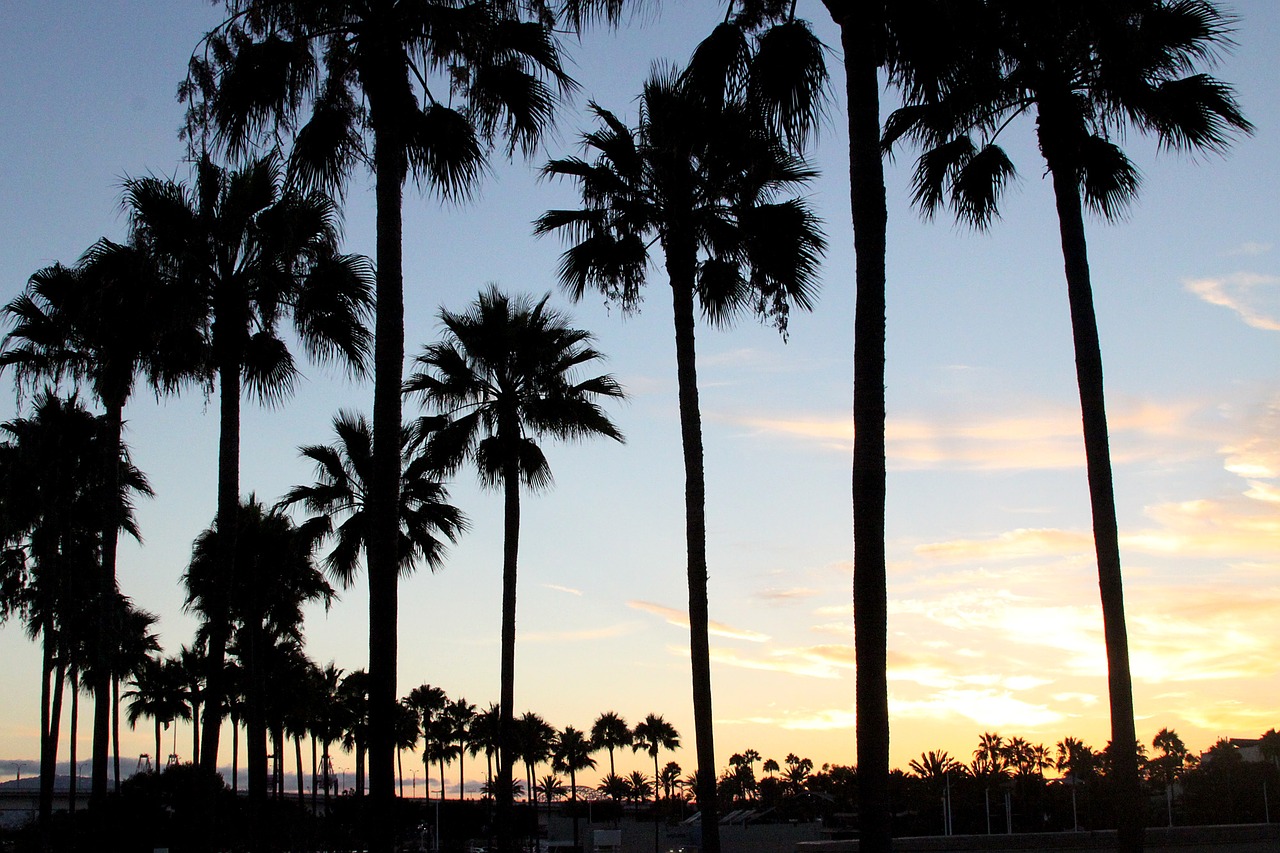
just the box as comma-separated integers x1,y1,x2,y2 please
543,584,583,596
891,689,1068,729
755,587,822,602
1185,273,1280,331
915,528,1094,563
521,624,638,643
727,400,1202,471
627,600,771,642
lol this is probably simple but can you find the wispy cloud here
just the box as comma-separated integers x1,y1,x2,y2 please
1185,273,1280,331
916,528,1094,563
1225,242,1273,257
727,400,1202,471
755,587,822,602
627,601,771,642
543,583,583,596
521,624,638,643
892,689,1068,729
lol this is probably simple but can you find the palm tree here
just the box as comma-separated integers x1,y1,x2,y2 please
591,711,633,779
423,714,458,799
469,703,502,794
338,670,371,796
886,3,1250,847
537,63,823,843
443,698,477,799
0,391,152,825
631,714,680,804
627,770,653,805
123,153,372,775
552,725,597,850
2,242,194,802
659,761,683,802
517,711,558,808
394,699,422,798
183,497,335,803
973,732,1009,780
124,655,191,773
277,411,467,589
406,683,448,799
405,286,624,838
909,750,962,781
311,662,345,807
183,8,580,833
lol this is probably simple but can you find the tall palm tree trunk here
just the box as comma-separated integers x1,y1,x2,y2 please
296,734,305,801
69,671,79,812
1048,162,1143,853
200,359,241,774
92,402,124,803
832,8,893,853
496,454,521,852
38,629,62,827
112,676,121,791
312,735,319,811
232,715,239,791
665,254,720,853
368,107,408,853
155,720,163,774
246,619,269,804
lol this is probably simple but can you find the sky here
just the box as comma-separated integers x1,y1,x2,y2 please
0,0,1277,793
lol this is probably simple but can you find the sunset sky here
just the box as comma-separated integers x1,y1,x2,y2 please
1,0,1276,791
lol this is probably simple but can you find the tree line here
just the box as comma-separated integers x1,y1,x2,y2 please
1,1,1255,852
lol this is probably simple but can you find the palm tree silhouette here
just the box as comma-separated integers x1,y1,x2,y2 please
183,7,578,828
0,391,152,826
406,683,448,800
124,153,371,776
537,65,822,841
591,711,633,779
2,242,194,802
124,655,191,775
277,410,467,589
443,697,477,799
517,711,558,808
632,714,680,804
552,725,598,849
183,497,335,804
405,286,624,836
887,3,1250,847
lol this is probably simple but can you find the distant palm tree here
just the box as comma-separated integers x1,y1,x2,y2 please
444,698,477,799
762,758,780,779
597,773,630,802
517,712,558,807
627,770,653,806
124,655,190,773
468,703,502,795
184,498,334,803
338,670,370,796
659,761,683,802
123,153,372,774
277,411,467,589
631,714,680,804
406,287,624,831
537,65,823,842
423,715,459,800
909,750,962,780
394,699,421,798
311,662,344,807
552,725,597,850
782,754,813,794
591,711,633,779
406,684,447,799
972,732,1009,780
886,5,1251,847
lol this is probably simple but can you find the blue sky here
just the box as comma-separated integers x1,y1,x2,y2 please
1,0,1277,789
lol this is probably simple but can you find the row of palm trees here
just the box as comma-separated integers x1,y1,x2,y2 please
2,3,1253,853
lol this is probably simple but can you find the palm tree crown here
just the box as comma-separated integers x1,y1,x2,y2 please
277,410,467,588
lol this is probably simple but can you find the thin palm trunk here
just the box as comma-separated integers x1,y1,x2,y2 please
69,672,79,812
38,618,60,827
1048,159,1143,853
112,675,121,791
367,111,407,853
232,715,239,790
665,250,720,853
201,357,241,776
323,739,331,808
155,720,163,774
295,733,305,801
835,11,893,853
312,735,319,810
497,454,520,851
92,402,124,804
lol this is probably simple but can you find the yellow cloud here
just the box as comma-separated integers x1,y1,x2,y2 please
915,528,1094,563
891,689,1068,729
627,600,771,642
